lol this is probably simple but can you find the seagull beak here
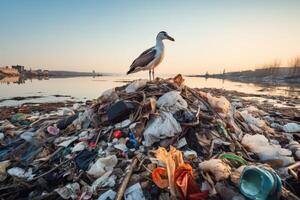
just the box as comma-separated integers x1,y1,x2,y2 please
166,35,175,41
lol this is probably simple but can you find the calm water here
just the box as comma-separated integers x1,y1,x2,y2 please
0,74,299,107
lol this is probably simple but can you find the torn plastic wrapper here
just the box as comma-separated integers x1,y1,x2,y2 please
124,183,145,200
199,159,231,181
175,163,208,200
55,182,80,200
87,155,118,178
143,111,182,146
152,167,168,189
155,146,184,197
157,91,188,113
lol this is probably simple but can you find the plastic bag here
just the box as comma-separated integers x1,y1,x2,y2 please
87,155,118,178
152,167,168,189
55,182,80,199
91,171,116,192
124,183,145,200
282,123,300,133
125,79,147,93
241,134,295,167
155,146,184,197
157,91,188,113
206,93,230,114
175,163,209,200
199,159,231,181
143,111,182,146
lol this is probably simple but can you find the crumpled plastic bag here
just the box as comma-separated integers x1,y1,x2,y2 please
125,79,147,93
98,88,119,104
175,163,209,200
56,136,78,147
155,146,184,197
152,167,168,189
55,182,80,199
91,171,116,192
124,183,145,200
73,110,91,130
98,189,117,200
7,167,34,180
87,155,118,178
72,141,86,152
143,111,182,146
282,123,300,133
240,110,266,129
157,91,188,113
199,159,231,181
206,93,230,114
287,141,300,159
241,134,295,166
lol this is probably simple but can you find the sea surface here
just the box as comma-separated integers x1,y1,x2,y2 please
0,74,299,107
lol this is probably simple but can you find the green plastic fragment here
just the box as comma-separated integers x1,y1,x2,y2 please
219,153,248,165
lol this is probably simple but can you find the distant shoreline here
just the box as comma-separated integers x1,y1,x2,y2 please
188,66,300,86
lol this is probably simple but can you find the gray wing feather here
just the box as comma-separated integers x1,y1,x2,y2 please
129,47,156,70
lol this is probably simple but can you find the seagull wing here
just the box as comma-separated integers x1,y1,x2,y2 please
127,47,156,74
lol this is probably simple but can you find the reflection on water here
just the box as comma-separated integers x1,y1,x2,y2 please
0,74,299,107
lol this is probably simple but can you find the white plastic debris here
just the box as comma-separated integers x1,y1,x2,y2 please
57,136,78,147
7,167,34,180
58,108,75,116
199,159,231,181
282,123,300,133
183,150,197,160
157,91,188,113
207,93,230,114
114,143,128,152
91,171,116,192
124,183,145,200
72,142,86,153
73,110,91,130
240,110,266,129
20,131,35,142
0,132,4,140
99,88,119,103
98,189,116,200
143,111,182,146
245,105,267,116
241,134,295,166
72,103,81,110
287,141,300,159
114,119,132,129
55,182,80,199
175,137,187,149
87,155,118,178
125,79,147,93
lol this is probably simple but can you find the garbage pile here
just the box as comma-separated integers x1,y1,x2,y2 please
0,74,299,200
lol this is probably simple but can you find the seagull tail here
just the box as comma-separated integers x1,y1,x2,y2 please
127,68,134,75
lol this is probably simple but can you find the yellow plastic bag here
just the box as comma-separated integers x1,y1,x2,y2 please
155,146,183,197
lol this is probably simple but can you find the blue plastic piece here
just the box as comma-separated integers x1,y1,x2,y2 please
239,166,282,200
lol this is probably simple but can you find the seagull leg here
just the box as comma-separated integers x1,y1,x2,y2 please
152,69,155,80
149,69,151,81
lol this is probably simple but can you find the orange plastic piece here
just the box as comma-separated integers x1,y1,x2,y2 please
155,146,184,197
175,163,208,200
152,167,169,189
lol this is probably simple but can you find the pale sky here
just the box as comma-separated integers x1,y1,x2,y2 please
0,0,300,74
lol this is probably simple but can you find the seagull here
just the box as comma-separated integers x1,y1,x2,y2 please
127,31,175,80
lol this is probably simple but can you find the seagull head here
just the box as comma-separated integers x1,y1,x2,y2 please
157,31,175,41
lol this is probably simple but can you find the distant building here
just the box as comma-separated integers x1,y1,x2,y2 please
12,65,25,74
